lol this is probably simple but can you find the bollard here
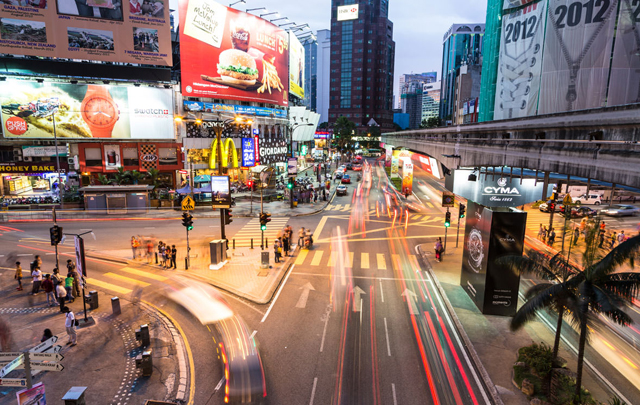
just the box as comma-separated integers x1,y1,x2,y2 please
185,257,188,270
84,291,98,310
155,252,158,264
135,324,151,347
62,386,87,405
251,238,253,249
233,239,235,249
111,297,121,316
135,349,153,376
266,238,268,248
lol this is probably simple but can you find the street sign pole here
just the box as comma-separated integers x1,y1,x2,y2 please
456,215,461,248
444,207,449,253
23,352,32,389
52,208,59,271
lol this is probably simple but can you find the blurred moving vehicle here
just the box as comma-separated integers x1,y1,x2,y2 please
353,164,362,171
341,174,351,184
334,171,344,180
336,185,348,196
346,163,353,170
538,200,555,212
573,194,602,205
600,204,640,217
560,206,597,218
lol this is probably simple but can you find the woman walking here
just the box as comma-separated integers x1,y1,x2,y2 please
14,261,23,291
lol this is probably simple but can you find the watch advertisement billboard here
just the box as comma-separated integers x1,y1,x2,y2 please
211,175,231,208
241,137,255,167
0,81,174,139
337,4,359,21
0,0,171,65
178,0,289,106
461,201,492,309
289,33,305,99
445,169,553,208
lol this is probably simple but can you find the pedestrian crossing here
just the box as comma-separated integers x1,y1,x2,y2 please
231,217,290,247
293,248,417,271
83,266,169,297
324,204,443,223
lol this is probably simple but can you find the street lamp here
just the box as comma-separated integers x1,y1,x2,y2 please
246,7,266,12
260,11,278,18
229,0,245,6
279,22,296,27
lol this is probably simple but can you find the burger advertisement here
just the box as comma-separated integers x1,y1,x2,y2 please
178,0,289,106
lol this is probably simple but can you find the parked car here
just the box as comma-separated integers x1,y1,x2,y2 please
341,174,351,184
336,185,348,196
600,204,640,217
573,194,602,205
353,164,362,171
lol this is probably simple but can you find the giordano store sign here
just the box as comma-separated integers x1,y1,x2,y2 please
445,169,553,208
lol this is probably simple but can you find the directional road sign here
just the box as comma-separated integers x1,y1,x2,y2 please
30,336,58,353
30,353,64,362
30,362,64,372
0,354,23,378
182,196,195,211
0,352,22,361
0,378,28,387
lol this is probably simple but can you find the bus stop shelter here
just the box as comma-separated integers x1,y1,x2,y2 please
78,185,154,214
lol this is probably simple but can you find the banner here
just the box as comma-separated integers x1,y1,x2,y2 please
241,137,255,167
22,145,68,157
0,0,170,65
494,0,546,120
74,235,87,277
211,175,231,208
401,162,413,195
503,0,537,9
461,201,492,308
103,144,121,171
607,0,640,106
289,33,305,99
178,0,289,106
538,0,618,114
0,81,174,139
183,100,287,118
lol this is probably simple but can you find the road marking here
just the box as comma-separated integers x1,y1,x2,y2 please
213,377,225,393
249,330,257,339
391,254,401,271
392,383,398,405
311,251,323,266
45,253,56,255
86,278,132,295
377,254,386,270
313,216,329,239
361,252,370,269
320,305,330,352
328,252,336,266
295,250,308,265
261,264,294,323
104,273,151,287
379,279,384,302
384,317,392,357
17,254,32,256
120,267,167,281
309,377,318,405
346,252,354,268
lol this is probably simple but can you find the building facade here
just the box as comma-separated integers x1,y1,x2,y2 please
421,80,441,122
328,0,396,133
398,72,436,109
439,23,485,124
303,37,318,112
316,29,332,125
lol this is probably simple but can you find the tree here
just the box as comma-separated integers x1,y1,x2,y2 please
114,167,130,185
502,227,640,404
332,116,357,153
420,116,441,128
97,174,112,185
129,170,144,185
318,122,329,129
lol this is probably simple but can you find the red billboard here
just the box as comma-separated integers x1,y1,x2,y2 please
178,0,289,106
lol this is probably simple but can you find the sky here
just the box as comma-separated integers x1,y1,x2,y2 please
170,0,489,105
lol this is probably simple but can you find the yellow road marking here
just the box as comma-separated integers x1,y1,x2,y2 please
295,249,308,265
86,278,132,295
391,254,401,271
377,254,386,270
104,273,151,287
311,250,324,266
426,202,434,208
120,267,167,281
346,252,354,268
361,252,370,269
329,252,336,266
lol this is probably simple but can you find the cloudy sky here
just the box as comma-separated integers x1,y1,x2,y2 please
171,0,488,103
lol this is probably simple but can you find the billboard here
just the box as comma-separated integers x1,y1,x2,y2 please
0,81,174,139
211,175,231,208
241,137,255,167
461,201,492,309
0,0,171,65
178,0,289,106
401,162,414,195
538,0,618,114
257,137,287,165
607,1,640,106
289,33,305,99
337,4,359,21
183,100,287,118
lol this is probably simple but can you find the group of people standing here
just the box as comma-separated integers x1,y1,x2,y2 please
273,225,294,263
537,225,557,246
130,236,177,269
540,218,632,251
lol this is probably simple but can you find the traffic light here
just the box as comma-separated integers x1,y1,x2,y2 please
459,203,466,219
287,178,293,190
224,208,233,225
259,212,271,231
549,202,555,213
444,211,451,228
247,180,253,190
182,212,193,231
50,225,63,246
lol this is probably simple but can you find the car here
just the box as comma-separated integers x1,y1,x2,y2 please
336,185,348,196
334,171,343,179
562,206,597,218
353,164,362,171
341,174,351,184
346,163,353,170
338,165,346,172
574,194,603,205
538,200,557,213
600,204,640,217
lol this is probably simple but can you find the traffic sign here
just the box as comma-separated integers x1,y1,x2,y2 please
30,336,58,353
0,352,22,361
30,362,64,372
182,196,195,211
0,354,23,378
563,194,573,205
30,353,64,362
0,378,27,387
442,193,455,207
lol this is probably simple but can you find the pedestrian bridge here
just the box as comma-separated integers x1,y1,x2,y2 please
381,104,640,189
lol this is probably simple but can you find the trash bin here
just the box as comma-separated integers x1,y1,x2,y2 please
293,200,298,207
84,290,98,310
62,386,87,405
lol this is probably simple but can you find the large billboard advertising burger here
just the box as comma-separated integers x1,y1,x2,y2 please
178,0,289,106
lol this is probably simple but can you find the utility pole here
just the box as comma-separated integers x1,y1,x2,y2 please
52,207,59,270
212,121,227,243
444,208,450,252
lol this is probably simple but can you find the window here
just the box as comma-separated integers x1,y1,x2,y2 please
84,148,101,166
158,148,178,166
123,148,139,166
367,40,372,44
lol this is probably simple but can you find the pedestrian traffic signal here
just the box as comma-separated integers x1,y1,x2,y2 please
50,225,63,246
459,203,466,219
259,212,271,231
549,202,555,213
224,208,233,225
287,178,293,189
182,212,194,230
444,211,451,228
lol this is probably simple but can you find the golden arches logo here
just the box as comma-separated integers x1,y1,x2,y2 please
208,138,239,169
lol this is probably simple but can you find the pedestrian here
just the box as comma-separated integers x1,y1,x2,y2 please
158,242,166,267
537,224,544,240
298,227,306,247
610,232,617,249
63,307,77,346
548,228,556,246
56,283,66,312
131,236,139,259
146,240,154,264
282,233,290,257
42,274,56,307
274,238,282,263
434,238,443,262
31,266,42,295
14,261,23,291
65,273,74,303
314,191,318,203
599,230,605,248
600,221,606,232
41,328,53,342
163,244,170,269
67,260,81,298
618,230,625,245
30,255,42,273
170,245,177,269
51,268,63,298
573,227,580,246
157,241,164,265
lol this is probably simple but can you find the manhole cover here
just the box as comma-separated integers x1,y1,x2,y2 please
257,271,269,277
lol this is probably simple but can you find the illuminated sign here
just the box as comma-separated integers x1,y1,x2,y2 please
242,138,255,167
337,4,359,21
208,138,239,169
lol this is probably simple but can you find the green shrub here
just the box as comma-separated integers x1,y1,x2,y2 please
517,343,554,378
554,372,598,405
532,200,544,208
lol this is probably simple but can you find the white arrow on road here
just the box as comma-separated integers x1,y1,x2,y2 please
295,282,316,309
30,362,64,372
30,352,64,362
402,289,419,315
353,286,366,312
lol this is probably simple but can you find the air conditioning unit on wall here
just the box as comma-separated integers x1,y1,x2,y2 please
23,156,33,162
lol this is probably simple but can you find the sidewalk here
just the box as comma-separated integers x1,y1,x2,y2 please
0,271,187,404
416,243,613,405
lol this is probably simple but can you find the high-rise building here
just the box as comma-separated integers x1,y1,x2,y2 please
398,72,436,109
399,72,436,129
328,0,396,133
303,37,318,112
439,24,484,124
422,81,441,123
316,29,331,124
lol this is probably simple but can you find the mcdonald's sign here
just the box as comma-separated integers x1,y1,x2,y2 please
208,138,239,169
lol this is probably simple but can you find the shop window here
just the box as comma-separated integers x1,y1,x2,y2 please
123,148,139,166
158,148,178,166
85,148,102,166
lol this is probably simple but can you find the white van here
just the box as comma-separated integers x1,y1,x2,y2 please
574,194,602,205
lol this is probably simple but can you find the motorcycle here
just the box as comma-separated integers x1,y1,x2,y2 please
303,232,314,249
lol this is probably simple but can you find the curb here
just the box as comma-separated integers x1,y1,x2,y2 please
415,244,505,405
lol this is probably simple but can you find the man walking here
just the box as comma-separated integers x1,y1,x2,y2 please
547,228,556,246
63,307,77,346
170,245,177,269
14,261,23,291
31,266,42,295
42,274,55,307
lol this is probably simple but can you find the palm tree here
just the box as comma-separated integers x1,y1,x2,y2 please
97,174,112,185
129,170,144,185
114,167,130,185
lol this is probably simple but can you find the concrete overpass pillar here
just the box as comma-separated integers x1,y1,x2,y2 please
542,172,550,200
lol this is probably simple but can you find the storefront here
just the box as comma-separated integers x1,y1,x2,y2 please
1,161,69,197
